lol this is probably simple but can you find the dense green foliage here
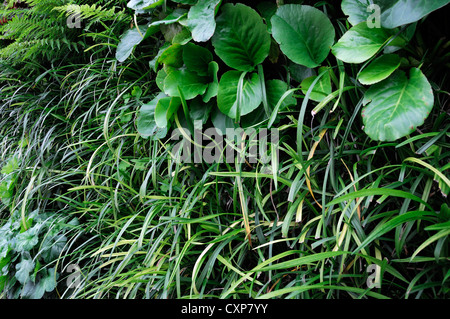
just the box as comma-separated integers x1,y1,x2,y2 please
0,0,449,299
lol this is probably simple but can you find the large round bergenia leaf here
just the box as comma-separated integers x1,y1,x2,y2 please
342,0,450,29
137,93,169,139
182,42,213,76
358,54,401,85
163,67,209,100
116,25,148,63
127,0,163,10
187,0,221,42
332,23,402,64
271,4,335,68
212,3,271,72
217,71,262,119
362,68,434,141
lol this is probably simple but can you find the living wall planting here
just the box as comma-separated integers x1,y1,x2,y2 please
0,0,449,300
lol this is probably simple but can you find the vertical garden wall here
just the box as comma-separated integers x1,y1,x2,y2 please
0,0,449,299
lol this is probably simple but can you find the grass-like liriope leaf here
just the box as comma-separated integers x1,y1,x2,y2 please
353,210,437,254
327,188,434,212
256,284,390,299
404,157,450,189
411,228,450,260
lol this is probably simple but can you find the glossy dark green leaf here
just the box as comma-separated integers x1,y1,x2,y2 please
155,96,182,128
342,0,450,29
271,5,335,68
332,23,402,64
189,97,213,129
217,71,262,119
41,234,67,263
127,0,164,10
212,3,271,72
358,54,401,85
203,61,219,103
155,68,167,91
211,107,238,136
38,268,57,293
266,79,296,111
187,0,221,42
300,67,332,102
158,43,183,68
182,42,213,76
115,25,148,63
163,67,209,100
362,68,434,141
137,93,169,139
172,0,197,4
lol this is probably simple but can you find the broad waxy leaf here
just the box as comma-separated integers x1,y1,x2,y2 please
203,61,219,103
182,42,213,76
172,0,197,4
271,5,335,68
154,96,182,128
187,0,221,42
21,268,57,299
127,0,163,10
158,43,183,68
300,67,332,102
332,23,402,64
155,68,167,91
41,234,67,263
211,107,238,136
257,1,277,33
342,0,450,29
266,79,296,111
163,67,209,100
115,25,149,63
15,255,34,284
189,97,213,129
14,225,39,253
217,71,262,119
212,3,271,71
137,93,169,139
358,54,401,85
362,68,434,141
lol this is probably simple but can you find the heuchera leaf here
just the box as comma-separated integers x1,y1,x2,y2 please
15,254,34,284
342,0,450,29
212,3,271,72
271,4,335,68
362,68,434,141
